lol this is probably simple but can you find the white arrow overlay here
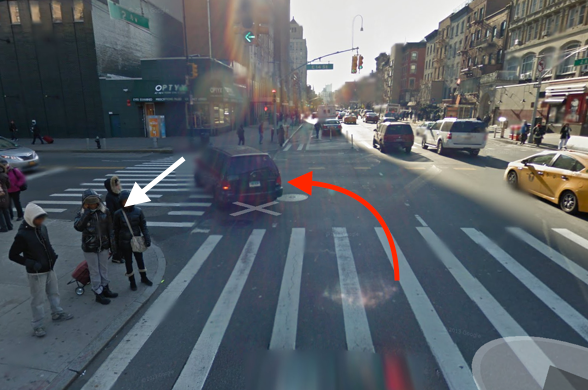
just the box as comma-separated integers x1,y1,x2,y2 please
125,157,186,207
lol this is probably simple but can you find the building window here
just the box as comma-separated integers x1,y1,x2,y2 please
410,64,417,73
411,51,418,61
521,1,526,17
579,5,586,25
461,20,465,33
527,24,535,41
479,6,484,19
559,43,580,74
409,78,415,88
568,7,578,28
521,54,535,75
530,0,537,14
52,1,63,22
545,16,553,35
9,1,21,24
515,3,520,19
29,1,41,23
497,49,504,63
476,30,481,40
492,26,497,39
482,55,487,64
488,53,494,64
538,0,543,10
73,0,84,22
539,49,555,73
554,13,560,34
500,21,507,37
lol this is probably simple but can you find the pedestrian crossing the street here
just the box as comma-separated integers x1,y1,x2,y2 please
80,223,588,390
27,157,211,228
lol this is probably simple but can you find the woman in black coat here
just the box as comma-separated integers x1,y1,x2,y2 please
112,190,153,291
0,163,13,232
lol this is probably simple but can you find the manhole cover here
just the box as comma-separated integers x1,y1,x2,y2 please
278,194,309,202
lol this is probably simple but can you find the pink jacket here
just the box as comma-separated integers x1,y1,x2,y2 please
7,168,25,193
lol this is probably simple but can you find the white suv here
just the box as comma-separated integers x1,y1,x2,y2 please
421,118,487,156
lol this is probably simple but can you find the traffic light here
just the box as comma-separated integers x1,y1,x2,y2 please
358,55,364,70
187,63,198,79
272,89,277,104
351,55,358,74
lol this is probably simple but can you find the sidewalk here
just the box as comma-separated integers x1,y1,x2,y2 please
0,219,166,390
23,137,176,154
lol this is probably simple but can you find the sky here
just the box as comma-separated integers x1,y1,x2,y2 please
290,0,470,92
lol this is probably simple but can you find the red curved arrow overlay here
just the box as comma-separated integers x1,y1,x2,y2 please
289,171,400,281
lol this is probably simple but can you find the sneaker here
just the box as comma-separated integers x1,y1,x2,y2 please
52,312,73,322
111,259,124,264
33,327,46,338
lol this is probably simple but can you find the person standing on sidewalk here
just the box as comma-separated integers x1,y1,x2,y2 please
237,125,245,145
314,121,321,139
271,126,275,143
104,176,124,264
113,190,153,291
0,159,26,222
278,125,285,147
9,203,73,337
559,123,572,150
0,163,12,232
74,190,118,305
9,120,18,141
30,120,44,145
519,123,529,145
532,122,544,147
258,122,264,145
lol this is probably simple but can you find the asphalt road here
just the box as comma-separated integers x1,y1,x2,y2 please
23,122,588,390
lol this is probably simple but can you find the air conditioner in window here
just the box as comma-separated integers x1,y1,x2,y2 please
514,39,523,46
519,72,532,80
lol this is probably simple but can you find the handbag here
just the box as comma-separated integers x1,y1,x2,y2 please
20,183,28,191
121,210,147,253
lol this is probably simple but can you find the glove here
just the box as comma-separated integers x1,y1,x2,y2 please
33,262,42,272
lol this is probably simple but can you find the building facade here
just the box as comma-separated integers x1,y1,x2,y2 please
289,18,307,106
384,43,404,104
447,6,470,100
399,42,426,106
434,15,452,99
0,0,182,138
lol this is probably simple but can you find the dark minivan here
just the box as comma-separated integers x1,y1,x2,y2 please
373,123,414,153
195,146,283,207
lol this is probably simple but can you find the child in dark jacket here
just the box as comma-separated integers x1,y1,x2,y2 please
9,203,73,337
112,190,153,291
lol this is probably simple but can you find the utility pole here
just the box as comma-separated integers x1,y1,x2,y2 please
181,0,191,138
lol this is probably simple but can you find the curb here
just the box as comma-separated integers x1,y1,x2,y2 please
490,137,558,150
34,148,174,154
45,243,167,390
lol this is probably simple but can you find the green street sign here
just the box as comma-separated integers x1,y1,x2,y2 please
108,0,149,30
574,58,588,67
307,64,334,70
244,31,256,43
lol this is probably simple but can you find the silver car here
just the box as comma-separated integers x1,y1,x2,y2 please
0,137,40,171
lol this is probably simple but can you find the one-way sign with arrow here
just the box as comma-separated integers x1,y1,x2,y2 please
244,31,256,43
125,157,185,207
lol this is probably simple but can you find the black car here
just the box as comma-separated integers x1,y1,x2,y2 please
195,146,283,208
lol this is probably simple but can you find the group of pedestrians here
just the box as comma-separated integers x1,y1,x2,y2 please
7,120,45,144
519,120,572,149
237,122,286,147
0,159,26,232
6,174,153,338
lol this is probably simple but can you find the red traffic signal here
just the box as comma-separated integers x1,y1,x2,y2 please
127,99,131,107
272,89,277,93
264,106,268,112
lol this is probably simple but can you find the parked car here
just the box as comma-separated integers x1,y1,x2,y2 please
195,146,283,208
416,121,436,137
364,112,379,124
343,114,357,124
322,119,342,135
373,122,414,154
0,137,40,171
378,117,398,125
505,151,588,214
421,118,487,156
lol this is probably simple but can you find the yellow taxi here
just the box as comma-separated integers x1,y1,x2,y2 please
504,151,588,214
343,114,357,124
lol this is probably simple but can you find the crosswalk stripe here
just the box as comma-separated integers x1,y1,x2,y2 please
270,228,305,350
50,193,163,198
23,207,66,213
463,228,588,342
507,227,588,287
332,227,374,353
553,228,588,251
85,182,190,187
189,194,213,199
108,174,173,177
147,222,195,228
417,227,553,386
93,178,187,182
168,211,204,216
375,228,475,389
116,171,170,174
71,187,191,192
32,200,211,207
297,144,304,151
283,144,292,151
173,229,265,390
81,235,222,390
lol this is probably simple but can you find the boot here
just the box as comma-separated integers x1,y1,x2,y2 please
140,271,153,286
129,275,137,291
95,292,111,305
102,285,118,298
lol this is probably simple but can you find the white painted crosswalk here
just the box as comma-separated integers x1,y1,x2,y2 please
81,223,588,390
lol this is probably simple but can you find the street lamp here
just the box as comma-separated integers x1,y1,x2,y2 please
352,15,364,51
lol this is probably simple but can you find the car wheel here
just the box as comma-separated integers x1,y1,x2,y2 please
470,149,480,157
380,144,386,154
373,138,377,148
559,190,579,214
506,170,518,189
421,137,428,150
437,140,444,155
405,146,411,154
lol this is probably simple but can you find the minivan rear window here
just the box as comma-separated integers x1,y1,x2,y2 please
227,155,276,175
385,125,412,135
450,121,486,133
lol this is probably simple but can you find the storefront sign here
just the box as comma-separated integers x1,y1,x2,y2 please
132,81,188,102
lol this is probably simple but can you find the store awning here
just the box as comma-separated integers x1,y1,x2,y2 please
132,80,189,102
546,83,587,96
544,97,566,105
194,83,244,103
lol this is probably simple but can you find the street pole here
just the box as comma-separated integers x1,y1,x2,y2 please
351,15,364,51
181,0,190,140
207,0,212,58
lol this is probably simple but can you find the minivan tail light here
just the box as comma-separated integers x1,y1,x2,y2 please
484,132,488,140
276,174,282,186
447,132,453,140
221,180,230,190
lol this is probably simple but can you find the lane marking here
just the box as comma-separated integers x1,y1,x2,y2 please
464,228,588,342
270,228,305,350
305,134,312,151
74,167,126,170
406,167,426,170
507,227,588,287
553,228,588,251
32,201,211,207
81,236,222,390
417,227,553,387
109,173,175,177
189,194,213,199
333,227,374,352
354,167,370,170
230,201,281,217
87,181,190,186
147,222,194,228
307,167,325,170
168,211,204,216
50,193,163,198
453,168,477,171
26,168,68,181
21,207,66,213
375,228,475,389
94,178,188,182
74,186,191,192
297,144,304,151
415,215,428,227
172,230,265,390
283,144,292,151
116,171,169,174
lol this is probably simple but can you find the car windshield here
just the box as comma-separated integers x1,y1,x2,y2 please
385,125,412,135
450,121,486,133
